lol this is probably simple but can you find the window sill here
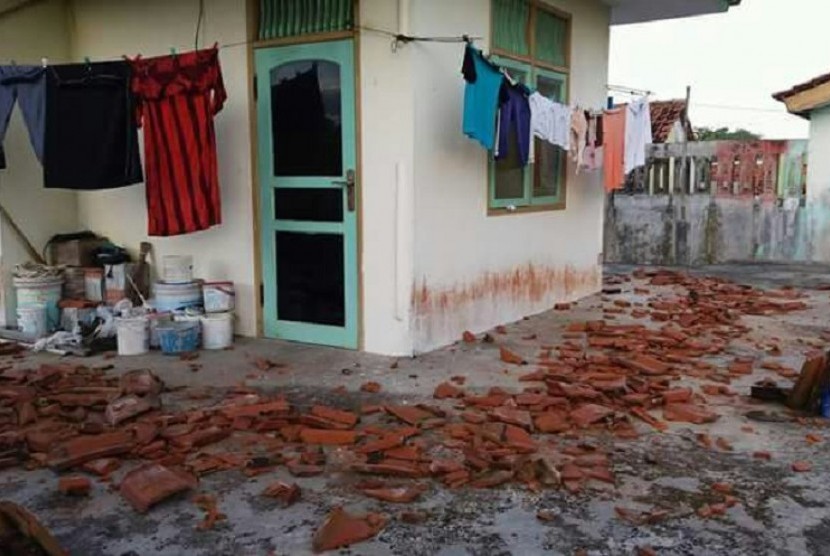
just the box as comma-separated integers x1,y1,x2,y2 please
487,202,566,216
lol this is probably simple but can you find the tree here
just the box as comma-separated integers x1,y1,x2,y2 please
694,126,762,141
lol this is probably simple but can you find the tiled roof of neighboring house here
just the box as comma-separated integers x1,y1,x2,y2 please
772,72,830,101
650,99,692,143
615,99,693,143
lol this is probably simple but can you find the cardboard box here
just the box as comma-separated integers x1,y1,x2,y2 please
49,238,107,267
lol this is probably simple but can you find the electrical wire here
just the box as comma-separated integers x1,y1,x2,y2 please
195,0,205,50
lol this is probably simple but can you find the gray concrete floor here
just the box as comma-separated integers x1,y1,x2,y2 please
4,264,830,555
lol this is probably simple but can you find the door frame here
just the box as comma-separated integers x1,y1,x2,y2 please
245,0,363,349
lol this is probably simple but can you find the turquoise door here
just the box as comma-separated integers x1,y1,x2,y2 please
255,40,358,349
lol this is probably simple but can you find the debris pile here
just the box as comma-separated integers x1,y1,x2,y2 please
0,268,821,552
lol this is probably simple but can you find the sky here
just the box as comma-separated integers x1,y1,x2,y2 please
608,0,830,139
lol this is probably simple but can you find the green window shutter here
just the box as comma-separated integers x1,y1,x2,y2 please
492,0,530,56
258,0,354,40
535,9,567,68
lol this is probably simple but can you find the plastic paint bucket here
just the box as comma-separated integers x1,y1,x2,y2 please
156,320,200,354
84,268,104,302
153,281,203,313
201,312,234,350
147,312,173,349
162,255,194,284
17,304,47,338
203,281,235,313
115,316,150,356
13,275,64,332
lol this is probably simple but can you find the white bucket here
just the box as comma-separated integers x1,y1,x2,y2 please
201,312,234,350
17,304,47,338
84,268,104,302
162,255,194,284
14,275,64,332
115,316,149,356
148,312,173,348
203,281,235,313
153,281,203,313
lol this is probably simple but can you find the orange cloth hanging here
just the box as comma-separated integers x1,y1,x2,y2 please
603,108,626,191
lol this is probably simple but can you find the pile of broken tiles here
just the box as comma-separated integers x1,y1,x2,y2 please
0,269,820,552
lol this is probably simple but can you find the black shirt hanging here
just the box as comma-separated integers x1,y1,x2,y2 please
43,60,142,190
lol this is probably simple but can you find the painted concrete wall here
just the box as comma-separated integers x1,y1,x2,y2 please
604,194,830,266
357,1,416,355
68,0,257,336
409,0,609,353
807,107,830,204
0,0,77,327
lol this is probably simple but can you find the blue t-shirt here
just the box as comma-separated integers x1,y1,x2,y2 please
462,47,504,151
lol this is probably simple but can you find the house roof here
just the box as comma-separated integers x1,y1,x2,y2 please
616,99,693,143
606,0,741,26
772,71,830,118
650,100,692,143
772,72,830,102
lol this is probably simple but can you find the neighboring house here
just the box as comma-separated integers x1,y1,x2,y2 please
0,0,740,356
774,72,830,204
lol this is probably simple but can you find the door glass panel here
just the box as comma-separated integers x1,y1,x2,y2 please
271,60,342,177
276,231,344,326
274,188,343,222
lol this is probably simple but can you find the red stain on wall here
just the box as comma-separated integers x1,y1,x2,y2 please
412,264,600,317
712,141,787,200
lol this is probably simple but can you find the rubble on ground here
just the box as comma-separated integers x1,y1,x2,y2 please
0,268,826,552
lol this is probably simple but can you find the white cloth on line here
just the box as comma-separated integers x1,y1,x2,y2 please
528,92,570,163
624,97,652,174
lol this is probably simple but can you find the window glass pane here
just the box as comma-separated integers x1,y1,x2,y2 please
535,9,567,67
534,141,563,198
274,188,343,222
492,0,530,56
537,74,565,103
495,131,526,200
276,231,344,326
271,60,342,177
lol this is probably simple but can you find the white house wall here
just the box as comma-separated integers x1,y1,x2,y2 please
0,0,78,327
409,0,610,353
68,0,257,336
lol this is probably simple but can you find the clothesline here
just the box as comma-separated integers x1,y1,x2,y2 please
4,26,480,66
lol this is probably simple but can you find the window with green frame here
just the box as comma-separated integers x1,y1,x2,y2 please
490,0,570,212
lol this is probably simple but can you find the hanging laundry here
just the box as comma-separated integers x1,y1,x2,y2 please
624,97,652,174
569,108,587,170
581,111,603,172
496,83,531,166
603,108,625,191
43,61,142,190
0,65,46,169
461,45,504,151
130,47,226,237
527,92,570,154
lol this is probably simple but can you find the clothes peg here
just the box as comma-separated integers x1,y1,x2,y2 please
41,57,48,68
170,47,177,57
9,59,16,66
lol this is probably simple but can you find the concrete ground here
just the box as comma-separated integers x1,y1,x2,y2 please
4,263,830,555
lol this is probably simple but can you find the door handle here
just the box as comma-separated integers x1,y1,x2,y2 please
333,169,356,212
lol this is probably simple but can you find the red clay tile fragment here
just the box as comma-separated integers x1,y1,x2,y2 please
462,331,477,343
629,407,667,432
48,431,133,470
312,507,387,553
399,510,428,524
570,404,614,428
536,509,557,522
499,347,526,365
361,382,382,393
433,382,464,399
753,451,771,460
58,475,91,496
361,485,424,503
490,407,534,431
806,433,822,444
105,395,155,426
262,482,301,507
299,429,357,445
792,461,812,473
82,457,121,477
711,482,733,495
310,405,358,428
618,354,670,376
715,437,733,451
663,403,718,425
385,405,433,426
535,411,570,433
119,463,197,513
661,388,692,404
